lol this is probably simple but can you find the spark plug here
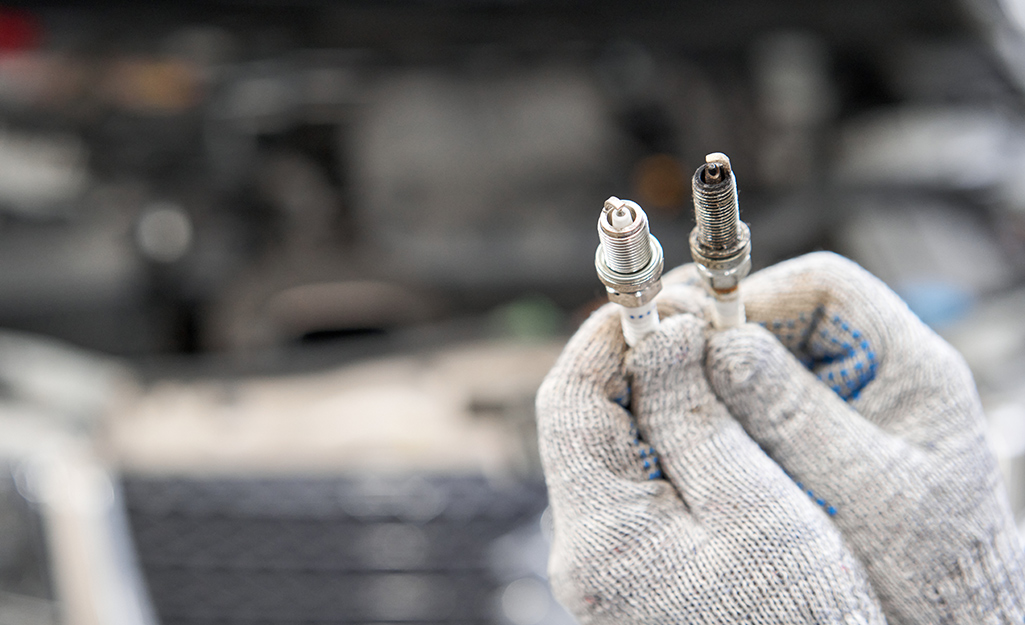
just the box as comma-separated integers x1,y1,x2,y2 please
595,197,664,346
689,152,751,329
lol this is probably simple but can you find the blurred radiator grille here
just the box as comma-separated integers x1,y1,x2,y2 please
123,475,549,625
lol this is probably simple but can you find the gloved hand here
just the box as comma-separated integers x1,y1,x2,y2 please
535,289,886,623
704,252,1025,624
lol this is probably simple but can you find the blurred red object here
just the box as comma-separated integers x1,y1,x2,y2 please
0,9,39,53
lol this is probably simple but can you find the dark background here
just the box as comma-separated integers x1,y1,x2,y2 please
0,0,1017,361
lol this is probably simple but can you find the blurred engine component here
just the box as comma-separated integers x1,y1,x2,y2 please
350,64,623,290
135,202,194,264
834,107,1021,190
0,0,1001,356
752,32,836,187
123,474,573,625
0,331,146,625
837,200,1015,326
0,131,88,217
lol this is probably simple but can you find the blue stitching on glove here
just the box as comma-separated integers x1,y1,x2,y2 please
628,423,663,480
762,308,877,402
816,314,877,401
628,309,655,320
795,481,837,516
616,385,663,480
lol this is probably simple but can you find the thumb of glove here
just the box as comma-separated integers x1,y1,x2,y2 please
706,322,1025,624
705,324,908,517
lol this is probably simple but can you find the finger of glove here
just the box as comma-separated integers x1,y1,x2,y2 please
537,302,684,515
739,251,979,445
662,262,703,289
656,278,711,320
706,324,918,519
627,314,808,521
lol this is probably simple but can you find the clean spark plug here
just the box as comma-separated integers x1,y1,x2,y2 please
595,197,664,346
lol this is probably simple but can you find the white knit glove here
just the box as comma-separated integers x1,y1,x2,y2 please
535,292,886,623
704,252,1025,624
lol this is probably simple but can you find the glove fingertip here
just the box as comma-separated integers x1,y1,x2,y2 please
706,323,794,394
558,303,625,365
656,283,711,319
626,313,706,378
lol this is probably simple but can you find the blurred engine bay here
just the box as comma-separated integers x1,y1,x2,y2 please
0,1,1023,624
0,0,1018,355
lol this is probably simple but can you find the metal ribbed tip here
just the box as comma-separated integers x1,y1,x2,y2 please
601,197,642,231
598,197,652,275
692,153,739,252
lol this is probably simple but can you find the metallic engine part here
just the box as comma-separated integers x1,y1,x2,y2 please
690,153,752,327
594,197,664,308
595,196,664,347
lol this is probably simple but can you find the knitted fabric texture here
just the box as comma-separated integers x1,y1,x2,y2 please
705,252,1025,624
536,294,885,623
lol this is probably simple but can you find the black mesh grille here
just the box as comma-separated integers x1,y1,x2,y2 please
123,474,549,625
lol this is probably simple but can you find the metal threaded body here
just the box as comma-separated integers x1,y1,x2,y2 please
692,154,740,253
688,152,751,329
598,198,652,274
595,196,664,346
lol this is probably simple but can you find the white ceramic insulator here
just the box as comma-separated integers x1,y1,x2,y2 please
711,291,745,329
620,300,660,347
610,206,634,229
